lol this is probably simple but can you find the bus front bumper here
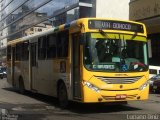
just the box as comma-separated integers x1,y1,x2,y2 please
82,85,149,103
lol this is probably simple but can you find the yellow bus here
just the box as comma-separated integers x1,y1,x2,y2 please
7,18,149,108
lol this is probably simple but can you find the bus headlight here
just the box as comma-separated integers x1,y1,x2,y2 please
139,80,150,90
82,81,100,92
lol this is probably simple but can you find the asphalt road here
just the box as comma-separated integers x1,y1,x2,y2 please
0,78,159,120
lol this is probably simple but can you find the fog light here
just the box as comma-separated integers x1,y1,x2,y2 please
98,98,103,102
137,96,140,100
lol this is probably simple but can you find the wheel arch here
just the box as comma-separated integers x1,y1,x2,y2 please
57,79,66,95
56,79,69,108
18,75,25,89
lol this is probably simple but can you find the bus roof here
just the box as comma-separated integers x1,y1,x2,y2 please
8,18,146,46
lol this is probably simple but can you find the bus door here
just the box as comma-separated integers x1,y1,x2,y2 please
30,43,38,91
72,33,82,99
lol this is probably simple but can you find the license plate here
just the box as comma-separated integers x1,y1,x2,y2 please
115,94,127,99
153,86,157,89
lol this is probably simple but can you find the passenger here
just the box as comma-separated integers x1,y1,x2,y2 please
95,40,106,62
121,48,128,59
95,39,112,62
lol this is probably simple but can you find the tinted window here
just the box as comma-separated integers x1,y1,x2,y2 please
7,46,11,61
15,43,21,60
47,33,57,59
38,36,47,60
57,30,69,58
22,42,29,61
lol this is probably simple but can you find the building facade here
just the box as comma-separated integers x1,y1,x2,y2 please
0,0,129,61
96,0,129,20
130,0,160,66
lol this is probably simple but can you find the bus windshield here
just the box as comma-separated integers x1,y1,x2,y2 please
83,33,148,72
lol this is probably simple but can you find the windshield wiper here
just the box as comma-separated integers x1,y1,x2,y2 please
130,32,137,40
99,29,111,39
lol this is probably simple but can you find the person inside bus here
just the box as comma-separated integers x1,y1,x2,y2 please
121,48,128,59
95,39,112,62
110,40,118,56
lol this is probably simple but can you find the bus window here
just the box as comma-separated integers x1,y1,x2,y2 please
15,43,22,61
22,42,29,61
84,33,148,72
38,36,47,60
47,34,57,59
57,30,69,58
7,46,11,61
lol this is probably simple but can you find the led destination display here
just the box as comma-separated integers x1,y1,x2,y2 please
88,20,144,33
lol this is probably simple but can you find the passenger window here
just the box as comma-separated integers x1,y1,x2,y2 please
15,43,22,60
22,42,29,61
57,30,69,58
38,36,47,60
7,46,11,61
47,34,57,59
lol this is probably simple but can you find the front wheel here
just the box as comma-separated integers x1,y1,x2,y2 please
58,83,68,108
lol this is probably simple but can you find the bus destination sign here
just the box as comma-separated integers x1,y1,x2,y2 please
88,20,144,33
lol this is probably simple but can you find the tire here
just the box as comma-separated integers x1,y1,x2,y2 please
19,77,25,94
0,75,3,79
58,83,68,108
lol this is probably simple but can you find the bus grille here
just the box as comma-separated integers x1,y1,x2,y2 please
95,76,142,84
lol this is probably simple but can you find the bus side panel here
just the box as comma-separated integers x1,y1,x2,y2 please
7,47,15,86
56,59,71,99
20,61,30,90
33,60,57,96
7,60,12,85
31,59,70,97
14,61,21,88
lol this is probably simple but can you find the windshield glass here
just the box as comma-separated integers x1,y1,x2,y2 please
84,33,148,72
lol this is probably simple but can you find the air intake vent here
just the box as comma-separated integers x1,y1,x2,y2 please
95,76,142,84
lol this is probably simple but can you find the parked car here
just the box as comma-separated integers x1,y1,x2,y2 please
149,74,160,93
0,67,6,79
152,80,160,93
2,67,6,78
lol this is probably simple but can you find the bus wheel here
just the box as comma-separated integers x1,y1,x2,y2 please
58,83,68,108
19,77,25,94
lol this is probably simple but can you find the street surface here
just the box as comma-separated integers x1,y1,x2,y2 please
0,78,159,120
